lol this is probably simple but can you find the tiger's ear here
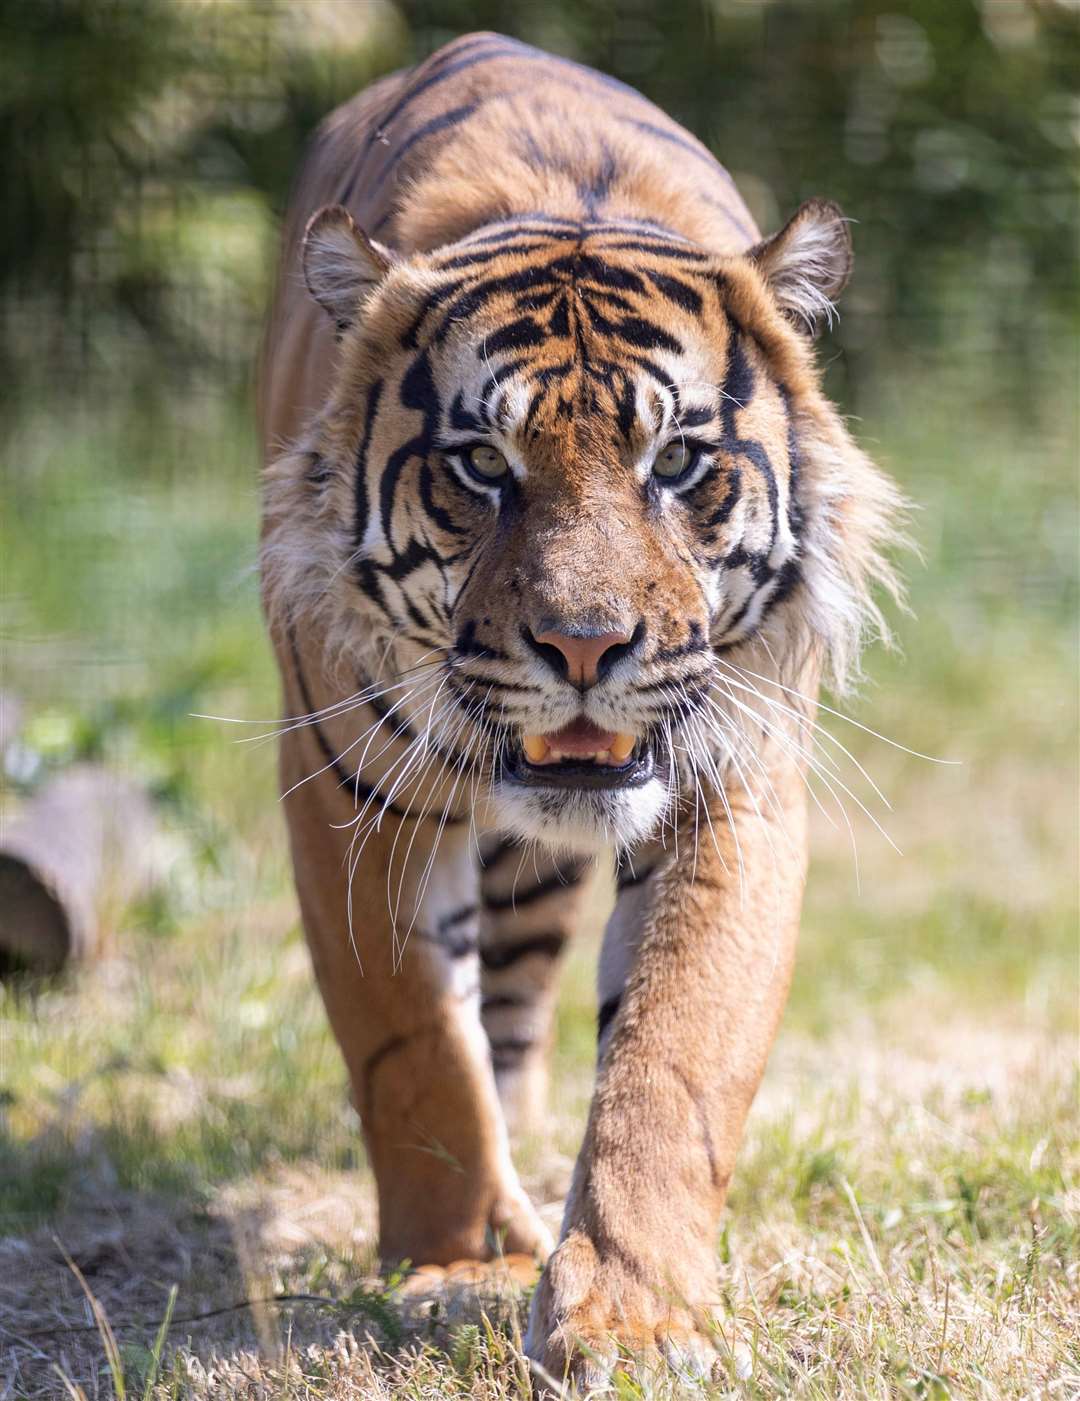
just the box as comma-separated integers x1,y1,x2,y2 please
748,199,853,337
301,205,396,329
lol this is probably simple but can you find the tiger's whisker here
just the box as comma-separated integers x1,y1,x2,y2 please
721,657,956,766
704,678,899,853
713,661,893,808
281,669,449,802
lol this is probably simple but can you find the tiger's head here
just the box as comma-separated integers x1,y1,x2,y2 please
263,203,902,851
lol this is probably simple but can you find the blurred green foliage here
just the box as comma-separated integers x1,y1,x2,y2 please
2,0,1077,414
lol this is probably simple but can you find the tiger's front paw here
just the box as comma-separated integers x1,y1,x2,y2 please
524,1229,720,1392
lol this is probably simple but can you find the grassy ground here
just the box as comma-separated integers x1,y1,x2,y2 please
0,357,1076,1398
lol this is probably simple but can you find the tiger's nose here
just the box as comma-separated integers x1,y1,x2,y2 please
524,620,644,689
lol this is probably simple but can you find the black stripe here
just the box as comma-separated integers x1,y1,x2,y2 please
704,467,742,530
369,101,482,194
419,914,479,960
437,241,556,271
356,35,752,244
431,264,563,344
707,321,785,624
439,904,478,933
362,42,529,169
421,32,506,71
457,222,583,248
629,354,678,389
614,369,637,442
650,634,708,665
458,214,687,246
580,288,636,316
717,579,769,637
635,669,708,695
286,631,465,825
490,1037,534,1070
595,239,712,262
380,350,435,541
647,270,704,315
335,35,507,204
481,992,530,1013
608,315,683,356
352,379,382,566
572,254,646,294
401,277,469,350
363,1032,412,1086
780,384,806,538
440,930,478,959
449,388,484,434
455,677,539,697
720,320,778,534
483,316,547,356
768,557,802,608
616,861,656,890
480,932,566,971
758,389,805,615
363,682,419,745
480,836,521,870
454,619,510,661
417,453,467,539
615,116,729,180
484,865,584,913
597,994,621,1039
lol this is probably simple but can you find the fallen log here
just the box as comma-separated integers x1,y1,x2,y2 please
0,765,160,974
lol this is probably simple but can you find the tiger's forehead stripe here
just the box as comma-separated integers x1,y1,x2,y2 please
398,218,720,351
407,231,722,423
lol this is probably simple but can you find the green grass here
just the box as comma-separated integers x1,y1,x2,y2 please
0,363,1076,1397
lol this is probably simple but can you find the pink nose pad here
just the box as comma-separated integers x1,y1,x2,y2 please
531,627,634,689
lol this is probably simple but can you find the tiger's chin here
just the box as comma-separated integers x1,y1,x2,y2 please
491,776,670,855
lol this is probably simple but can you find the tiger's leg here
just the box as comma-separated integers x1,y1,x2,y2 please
280,726,551,1268
526,773,807,1382
477,837,593,1136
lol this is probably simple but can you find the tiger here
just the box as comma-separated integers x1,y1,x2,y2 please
258,30,904,1386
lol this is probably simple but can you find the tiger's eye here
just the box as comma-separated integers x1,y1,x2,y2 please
653,442,692,480
467,444,510,480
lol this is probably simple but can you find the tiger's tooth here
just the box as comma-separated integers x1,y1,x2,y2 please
609,733,636,762
595,749,610,764
523,734,548,763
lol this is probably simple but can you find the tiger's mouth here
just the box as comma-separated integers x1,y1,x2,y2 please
502,717,657,791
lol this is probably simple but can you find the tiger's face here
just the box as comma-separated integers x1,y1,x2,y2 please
282,204,856,850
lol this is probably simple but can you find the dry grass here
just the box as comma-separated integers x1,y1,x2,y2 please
2,1012,1074,1398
